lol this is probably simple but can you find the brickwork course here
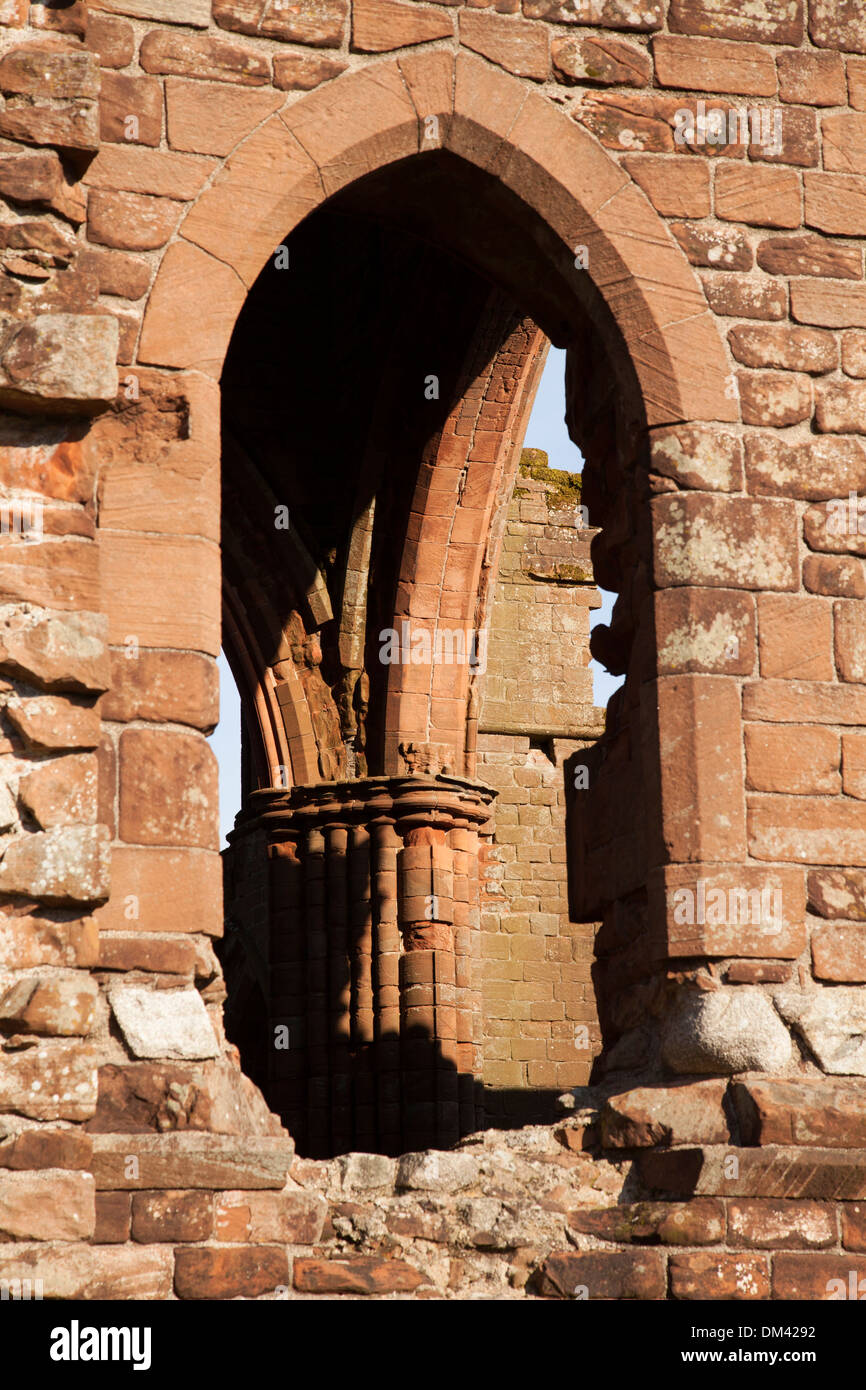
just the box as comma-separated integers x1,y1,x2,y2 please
0,0,865,1301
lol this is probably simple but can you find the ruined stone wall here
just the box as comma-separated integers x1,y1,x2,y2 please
1,0,866,1302
476,451,603,1115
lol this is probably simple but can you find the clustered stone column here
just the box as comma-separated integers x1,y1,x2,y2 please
225,776,494,1158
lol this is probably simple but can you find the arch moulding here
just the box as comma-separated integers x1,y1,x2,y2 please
136,50,735,433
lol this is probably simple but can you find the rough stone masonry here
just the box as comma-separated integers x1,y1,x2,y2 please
1,0,866,1300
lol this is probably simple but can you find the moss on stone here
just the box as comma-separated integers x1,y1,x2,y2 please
518,447,582,509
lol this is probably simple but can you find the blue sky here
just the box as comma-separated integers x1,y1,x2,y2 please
209,345,621,845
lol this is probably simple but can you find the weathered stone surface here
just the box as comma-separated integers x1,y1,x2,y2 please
6,695,100,750
524,0,662,29
0,971,98,1035
645,676,747,865
661,988,792,1074
93,846,221,937
0,1243,172,1298
103,649,218,729
532,1250,666,1299
601,1082,730,1148
459,11,549,79
175,1244,288,1299
98,934,196,976
90,0,211,23
728,1199,836,1250
93,1190,130,1243
18,752,98,829
77,244,148,298
652,494,798,591
654,588,755,675
701,275,787,320
87,189,182,251
843,732,866,799
653,862,806,958
91,1133,294,1190
0,606,108,693
86,1058,282,1139
638,1146,866,1200
804,554,866,599
0,314,118,413
396,1150,480,1192
746,722,838,794
843,332,866,377
732,1076,866,1148
671,220,752,271
623,154,710,217
101,531,221,653
215,1189,327,1244
0,1039,97,1119
808,869,866,921
804,500,866,557
0,1169,94,1240
352,0,452,53
119,728,218,849
655,34,776,95
757,233,862,280
165,77,283,156
745,434,866,500
779,50,845,104
552,34,650,86
669,1251,770,1300
841,1204,866,1251
273,52,350,91
748,795,866,864
131,1188,213,1243
0,93,98,153
729,324,838,375
293,1255,425,1294
0,538,99,613
140,29,272,83
0,1127,91,1170
340,1152,397,1191
809,0,866,53
649,425,742,492
0,826,109,904
97,71,163,148
213,0,347,46
744,681,866,726
84,145,217,201
570,1198,724,1245
0,909,97,970
109,985,219,1061
739,370,812,427
775,987,866,1075
668,0,803,44
0,150,62,204
85,12,135,67
88,1062,217,1134
773,1252,866,1300
793,274,866,324
0,423,91,504
0,46,98,98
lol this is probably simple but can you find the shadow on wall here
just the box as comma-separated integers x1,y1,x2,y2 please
213,940,575,1158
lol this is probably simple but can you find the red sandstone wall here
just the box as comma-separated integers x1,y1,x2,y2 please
0,0,865,1301
477,453,603,1108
